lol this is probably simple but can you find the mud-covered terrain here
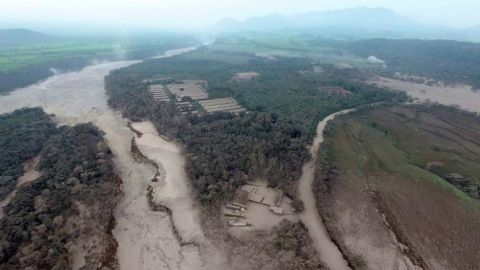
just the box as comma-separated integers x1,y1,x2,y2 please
315,104,480,270
124,121,227,269
105,48,367,270
0,47,219,270
372,77,480,113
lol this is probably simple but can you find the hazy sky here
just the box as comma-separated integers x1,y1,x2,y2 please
1,0,479,31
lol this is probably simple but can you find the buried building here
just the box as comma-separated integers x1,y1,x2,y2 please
167,80,209,101
224,183,298,230
199,97,246,114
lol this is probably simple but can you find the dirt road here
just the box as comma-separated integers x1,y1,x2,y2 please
298,109,354,270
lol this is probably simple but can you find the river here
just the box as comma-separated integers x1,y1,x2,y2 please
0,46,224,270
298,109,354,270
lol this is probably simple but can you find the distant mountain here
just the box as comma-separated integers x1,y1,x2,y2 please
292,7,415,31
242,14,290,31
0,29,51,46
457,25,480,42
215,7,466,40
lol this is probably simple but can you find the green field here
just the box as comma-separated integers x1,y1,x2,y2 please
210,32,381,69
181,48,253,64
0,42,118,72
0,34,197,94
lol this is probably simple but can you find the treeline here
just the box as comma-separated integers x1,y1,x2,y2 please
0,122,121,269
347,38,480,88
105,49,405,205
0,108,57,200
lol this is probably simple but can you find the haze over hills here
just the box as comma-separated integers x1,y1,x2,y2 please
2,7,480,43
2,1,480,269
216,7,480,42
0,28,51,46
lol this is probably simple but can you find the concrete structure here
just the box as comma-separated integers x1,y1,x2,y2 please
248,193,264,204
226,183,298,232
242,184,288,214
262,195,276,207
228,220,250,227
232,72,259,81
176,100,199,115
319,86,352,96
180,80,207,86
224,209,246,219
241,185,256,193
270,206,284,215
167,80,209,101
226,204,246,211
199,97,245,114
232,202,248,209
149,84,170,103
143,77,173,84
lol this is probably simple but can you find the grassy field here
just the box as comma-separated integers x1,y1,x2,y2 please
0,35,197,94
181,49,253,64
210,32,381,69
0,42,120,72
315,104,480,269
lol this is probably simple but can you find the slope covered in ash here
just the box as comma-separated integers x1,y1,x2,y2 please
315,104,480,270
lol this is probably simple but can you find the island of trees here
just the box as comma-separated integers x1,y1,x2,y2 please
0,108,121,269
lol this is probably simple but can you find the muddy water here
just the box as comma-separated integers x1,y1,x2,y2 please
372,77,480,113
0,47,220,270
298,109,354,270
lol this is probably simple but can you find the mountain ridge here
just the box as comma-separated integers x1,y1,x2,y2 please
215,7,480,42
0,28,51,46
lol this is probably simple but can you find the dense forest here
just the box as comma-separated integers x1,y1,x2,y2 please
0,108,57,201
177,112,307,203
347,39,480,88
106,49,406,205
0,121,121,269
